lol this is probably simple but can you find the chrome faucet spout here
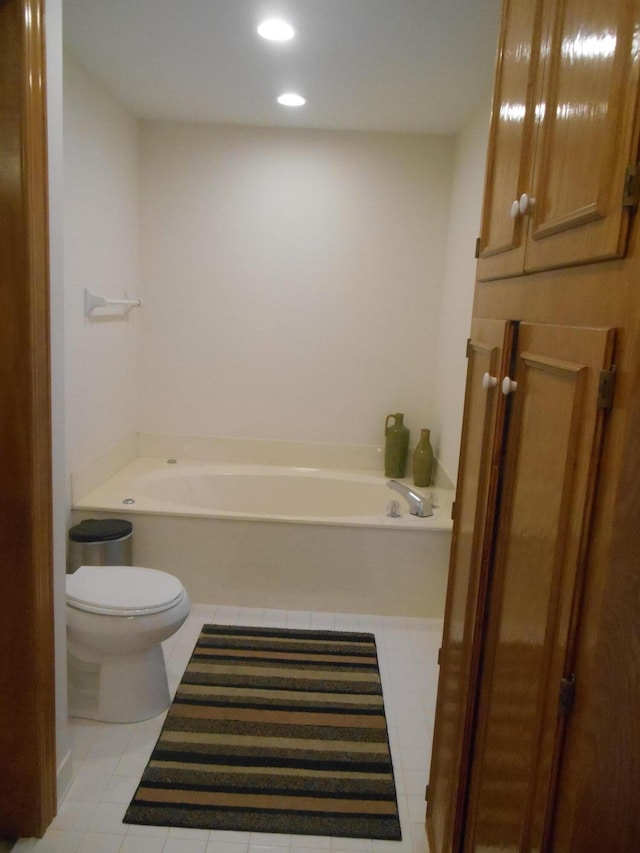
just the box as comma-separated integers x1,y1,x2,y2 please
386,479,433,517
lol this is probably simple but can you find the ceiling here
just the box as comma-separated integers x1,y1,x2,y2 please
63,0,501,135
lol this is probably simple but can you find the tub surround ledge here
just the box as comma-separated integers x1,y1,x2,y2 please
71,433,454,504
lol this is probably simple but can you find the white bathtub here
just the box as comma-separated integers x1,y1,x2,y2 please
72,458,453,617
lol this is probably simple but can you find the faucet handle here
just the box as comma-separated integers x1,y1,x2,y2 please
420,493,434,518
386,500,402,518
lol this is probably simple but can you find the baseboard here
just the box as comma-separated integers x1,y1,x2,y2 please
56,748,73,808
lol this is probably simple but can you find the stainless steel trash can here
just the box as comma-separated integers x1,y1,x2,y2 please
68,518,133,573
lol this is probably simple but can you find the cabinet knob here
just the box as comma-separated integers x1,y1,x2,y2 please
510,199,521,219
519,193,535,215
501,376,518,395
482,372,498,390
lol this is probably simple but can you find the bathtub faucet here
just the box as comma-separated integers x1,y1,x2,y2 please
386,480,433,517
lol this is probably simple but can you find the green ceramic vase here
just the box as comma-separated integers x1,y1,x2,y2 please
384,413,410,478
413,428,434,487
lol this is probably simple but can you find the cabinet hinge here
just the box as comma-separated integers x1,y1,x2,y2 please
425,783,430,802
475,236,481,258
597,367,617,410
559,673,576,716
466,338,472,359
437,647,442,666
622,163,640,208
451,500,456,520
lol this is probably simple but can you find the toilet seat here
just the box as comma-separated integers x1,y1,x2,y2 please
67,565,185,616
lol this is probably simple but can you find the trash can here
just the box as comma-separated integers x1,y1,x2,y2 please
68,518,133,573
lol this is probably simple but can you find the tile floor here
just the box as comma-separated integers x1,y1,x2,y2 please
14,604,442,853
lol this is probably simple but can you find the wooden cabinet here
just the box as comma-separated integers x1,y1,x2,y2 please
477,0,640,281
427,0,640,849
428,320,615,851
464,323,615,851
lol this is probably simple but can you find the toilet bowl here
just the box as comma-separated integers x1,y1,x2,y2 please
66,565,191,723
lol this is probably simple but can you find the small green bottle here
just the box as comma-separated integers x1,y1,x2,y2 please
413,428,434,487
384,413,410,478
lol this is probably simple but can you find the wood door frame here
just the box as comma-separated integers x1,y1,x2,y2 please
0,0,57,838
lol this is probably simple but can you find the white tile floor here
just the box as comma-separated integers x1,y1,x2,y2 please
14,604,441,853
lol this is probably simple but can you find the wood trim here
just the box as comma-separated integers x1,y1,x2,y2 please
0,0,56,838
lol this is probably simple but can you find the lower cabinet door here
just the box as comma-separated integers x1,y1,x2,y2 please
427,318,515,853
463,322,615,852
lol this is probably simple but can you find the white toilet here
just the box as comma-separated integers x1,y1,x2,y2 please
66,564,190,723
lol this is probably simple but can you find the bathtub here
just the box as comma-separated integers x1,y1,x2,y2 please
71,458,453,617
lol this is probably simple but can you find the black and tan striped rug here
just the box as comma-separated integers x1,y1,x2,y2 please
124,624,401,840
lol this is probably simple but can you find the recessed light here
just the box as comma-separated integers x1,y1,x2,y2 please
257,18,295,41
277,93,306,107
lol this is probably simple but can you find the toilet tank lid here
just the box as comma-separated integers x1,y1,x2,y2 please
66,566,185,615
69,519,133,543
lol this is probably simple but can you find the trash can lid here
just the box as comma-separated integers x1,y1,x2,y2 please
69,518,133,543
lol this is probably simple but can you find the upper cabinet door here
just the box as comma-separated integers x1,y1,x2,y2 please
476,0,544,282
426,319,515,853
524,0,640,272
477,0,640,281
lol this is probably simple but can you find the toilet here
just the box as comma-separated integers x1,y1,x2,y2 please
66,564,190,723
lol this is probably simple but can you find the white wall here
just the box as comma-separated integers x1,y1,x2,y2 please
63,53,141,476
139,122,454,448
434,105,492,482
45,0,72,799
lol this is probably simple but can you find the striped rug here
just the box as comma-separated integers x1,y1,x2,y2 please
124,624,401,840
